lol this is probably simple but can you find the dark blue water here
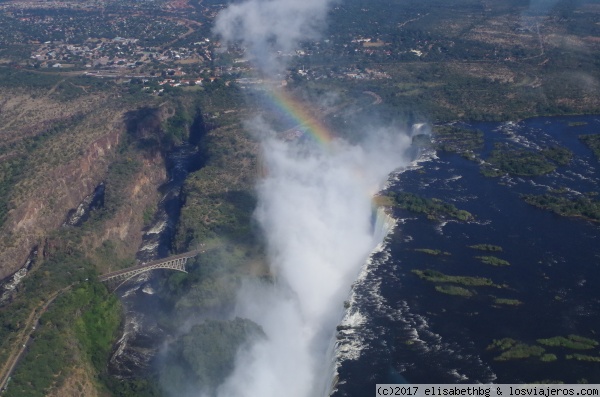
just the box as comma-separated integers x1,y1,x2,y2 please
334,115,600,394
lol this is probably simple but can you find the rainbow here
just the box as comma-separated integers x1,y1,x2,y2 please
261,85,389,203
259,87,397,243
262,86,395,254
263,86,335,147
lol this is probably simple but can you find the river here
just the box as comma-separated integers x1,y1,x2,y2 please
333,115,600,394
108,142,204,378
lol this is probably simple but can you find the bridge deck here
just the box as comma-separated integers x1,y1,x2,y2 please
99,249,201,281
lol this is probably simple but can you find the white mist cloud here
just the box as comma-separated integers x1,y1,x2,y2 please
213,0,333,72
210,0,414,394
214,129,412,397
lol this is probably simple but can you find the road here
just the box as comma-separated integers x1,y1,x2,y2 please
0,286,70,394
0,251,202,392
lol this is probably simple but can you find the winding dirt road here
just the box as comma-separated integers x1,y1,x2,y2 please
0,286,70,393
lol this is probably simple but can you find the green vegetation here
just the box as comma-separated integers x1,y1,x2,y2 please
0,0,599,393
493,298,523,306
522,194,600,222
100,158,142,216
0,156,25,227
469,244,503,252
0,9,187,47
74,285,122,371
540,354,558,362
162,102,195,145
483,148,555,177
414,248,451,256
432,125,483,159
0,67,63,90
579,134,600,159
390,192,475,222
482,144,573,177
495,344,546,361
487,338,518,351
566,354,600,363
493,343,546,361
541,147,573,166
412,269,499,288
143,206,155,226
486,335,598,364
101,377,162,397
128,86,270,397
0,111,86,228
173,88,258,252
310,0,600,121
5,281,121,397
476,255,511,267
537,335,599,350
0,249,96,365
486,337,578,362
0,90,192,396
435,285,473,297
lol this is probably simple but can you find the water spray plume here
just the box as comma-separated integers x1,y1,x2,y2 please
213,0,333,73
208,0,414,395
210,112,412,397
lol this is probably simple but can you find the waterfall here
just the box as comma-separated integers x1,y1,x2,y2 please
321,206,397,396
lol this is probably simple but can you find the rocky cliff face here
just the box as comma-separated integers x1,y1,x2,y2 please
45,362,100,397
0,103,168,281
0,128,120,280
85,153,167,274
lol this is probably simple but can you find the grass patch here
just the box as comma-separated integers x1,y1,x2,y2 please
541,146,573,166
469,244,503,252
414,248,451,256
493,343,545,361
435,285,473,297
476,255,511,266
390,192,475,222
482,148,556,177
412,269,500,287
537,335,598,350
540,354,558,362
566,354,600,362
522,194,600,222
579,134,600,159
494,298,523,306
487,338,517,351
5,281,121,397
432,125,484,154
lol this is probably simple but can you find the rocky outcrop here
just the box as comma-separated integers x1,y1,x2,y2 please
45,362,100,397
0,128,122,280
86,154,167,274
0,103,171,281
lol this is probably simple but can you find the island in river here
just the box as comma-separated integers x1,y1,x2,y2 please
0,0,599,395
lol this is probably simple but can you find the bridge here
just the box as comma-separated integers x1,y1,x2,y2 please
99,250,201,289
